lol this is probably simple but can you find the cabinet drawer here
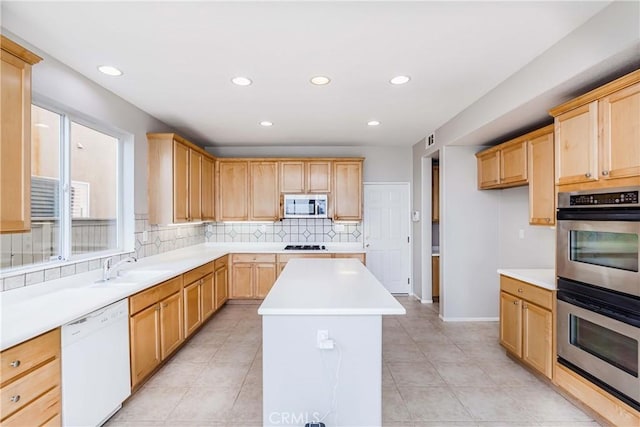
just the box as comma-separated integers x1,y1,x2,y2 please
1,329,60,386
277,253,332,263
232,253,276,263
500,275,552,310
0,358,59,420
214,255,228,270
130,276,182,315
1,385,60,426
184,262,215,285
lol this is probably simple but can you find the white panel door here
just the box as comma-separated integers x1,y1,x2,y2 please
364,183,411,294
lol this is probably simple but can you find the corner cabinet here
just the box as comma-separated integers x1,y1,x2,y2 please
0,36,42,233
550,70,640,191
499,275,553,379
147,133,215,225
333,160,363,221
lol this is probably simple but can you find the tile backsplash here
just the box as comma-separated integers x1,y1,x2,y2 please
204,219,362,244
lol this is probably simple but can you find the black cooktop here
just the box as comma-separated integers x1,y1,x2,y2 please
284,245,327,251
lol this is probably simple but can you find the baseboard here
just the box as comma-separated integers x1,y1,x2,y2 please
407,293,432,304
438,315,499,322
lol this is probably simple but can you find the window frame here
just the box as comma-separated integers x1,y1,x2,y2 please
24,100,125,267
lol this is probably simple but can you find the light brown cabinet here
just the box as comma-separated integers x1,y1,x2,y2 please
476,139,527,189
0,329,60,426
432,165,439,223
129,276,183,389
201,156,215,220
332,253,366,264
183,280,201,337
147,133,215,224
499,275,553,379
0,36,42,233
280,160,332,194
550,70,640,190
230,253,277,298
333,160,363,221
183,262,214,337
217,160,249,221
214,256,229,309
431,255,439,302
201,272,215,320
528,127,555,225
250,161,279,221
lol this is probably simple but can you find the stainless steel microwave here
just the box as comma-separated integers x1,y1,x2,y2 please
283,194,328,219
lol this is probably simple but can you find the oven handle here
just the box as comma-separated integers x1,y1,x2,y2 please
557,208,640,221
558,291,640,328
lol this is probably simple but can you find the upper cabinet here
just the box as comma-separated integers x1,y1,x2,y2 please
217,160,249,221
333,160,363,221
280,160,331,193
147,133,215,224
527,126,555,226
1,36,42,233
250,161,279,221
550,70,640,190
476,138,528,190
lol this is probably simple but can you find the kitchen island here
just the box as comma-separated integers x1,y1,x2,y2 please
258,258,405,427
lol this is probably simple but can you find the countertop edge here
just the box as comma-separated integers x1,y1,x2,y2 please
497,268,557,291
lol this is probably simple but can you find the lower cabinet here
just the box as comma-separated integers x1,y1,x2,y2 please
0,329,61,426
129,276,183,389
183,280,202,338
332,253,366,264
214,256,229,309
276,253,364,276
499,275,553,379
230,254,277,298
431,255,439,302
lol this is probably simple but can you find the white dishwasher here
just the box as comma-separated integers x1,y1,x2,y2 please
62,299,131,427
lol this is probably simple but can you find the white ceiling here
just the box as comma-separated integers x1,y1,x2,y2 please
3,1,611,147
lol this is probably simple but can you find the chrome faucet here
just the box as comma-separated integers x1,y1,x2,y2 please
102,256,137,281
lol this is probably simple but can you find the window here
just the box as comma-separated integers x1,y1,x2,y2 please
0,105,122,271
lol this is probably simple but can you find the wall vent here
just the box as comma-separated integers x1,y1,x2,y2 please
426,133,435,148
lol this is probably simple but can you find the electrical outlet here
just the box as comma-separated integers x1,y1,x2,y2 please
142,230,148,242
334,224,345,232
317,330,333,349
259,224,266,232
176,227,182,237
207,224,213,232
518,229,525,239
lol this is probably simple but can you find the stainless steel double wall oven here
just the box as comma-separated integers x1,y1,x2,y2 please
556,187,640,410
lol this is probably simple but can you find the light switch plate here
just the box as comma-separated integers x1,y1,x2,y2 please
142,230,148,242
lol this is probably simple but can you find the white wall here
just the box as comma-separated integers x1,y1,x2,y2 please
498,187,555,269
440,146,500,320
207,145,412,183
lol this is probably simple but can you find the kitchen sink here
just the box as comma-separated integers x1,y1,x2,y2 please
92,269,172,287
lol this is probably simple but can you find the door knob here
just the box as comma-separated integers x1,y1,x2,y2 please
585,172,592,178
602,170,609,176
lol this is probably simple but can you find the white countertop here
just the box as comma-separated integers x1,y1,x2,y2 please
258,258,406,316
0,242,365,351
497,269,556,290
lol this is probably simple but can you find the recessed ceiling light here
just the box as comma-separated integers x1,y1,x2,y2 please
34,123,49,128
259,121,273,127
310,76,331,85
98,65,123,76
367,120,381,126
390,75,410,85
232,76,252,86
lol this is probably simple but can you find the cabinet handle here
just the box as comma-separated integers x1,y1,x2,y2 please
10,395,20,403
513,301,519,305
9,360,20,368
517,288,523,293
523,303,528,309
585,172,592,178
155,306,160,312
602,170,609,176
161,303,168,308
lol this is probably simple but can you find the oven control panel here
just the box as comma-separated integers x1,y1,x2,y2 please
570,190,639,206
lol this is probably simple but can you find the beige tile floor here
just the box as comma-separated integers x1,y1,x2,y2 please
106,297,600,427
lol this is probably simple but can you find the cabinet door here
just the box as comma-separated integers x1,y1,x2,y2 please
173,141,190,223
159,292,183,360
555,101,598,185
333,161,363,221
183,281,202,337
500,140,528,185
218,161,248,221
499,292,522,357
231,263,253,298
432,166,439,222
250,161,279,221
189,149,202,221
201,156,215,220
431,255,439,301
600,82,640,180
476,150,500,189
522,302,553,379
215,265,228,309
528,132,555,226
201,272,215,320
0,50,33,232
280,161,305,193
130,304,160,388
307,161,332,193
255,263,277,298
